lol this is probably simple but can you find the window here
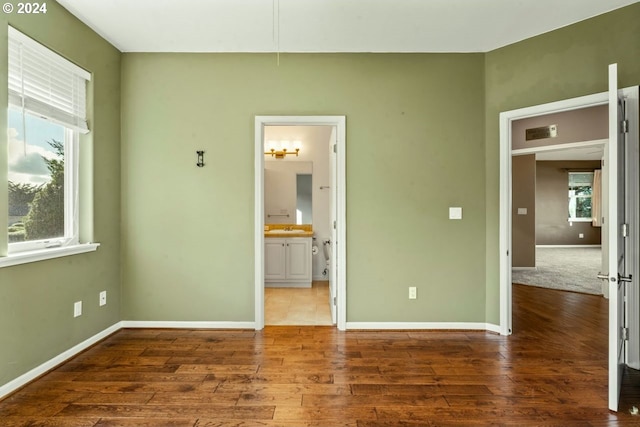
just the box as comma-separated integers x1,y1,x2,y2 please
7,27,90,255
568,171,594,222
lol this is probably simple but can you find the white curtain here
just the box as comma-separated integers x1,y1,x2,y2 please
592,169,602,227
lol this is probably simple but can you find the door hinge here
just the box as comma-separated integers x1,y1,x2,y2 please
623,327,629,341
622,119,629,134
333,144,337,153
333,220,336,229
333,296,337,305
623,223,629,237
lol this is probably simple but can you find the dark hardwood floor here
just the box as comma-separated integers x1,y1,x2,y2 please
1,284,640,426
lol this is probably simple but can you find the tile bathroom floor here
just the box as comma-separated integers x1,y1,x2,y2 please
265,280,333,325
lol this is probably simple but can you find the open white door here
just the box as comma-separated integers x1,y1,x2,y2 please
329,127,338,324
605,63,629,412
625,86,640,371
601,153,610,299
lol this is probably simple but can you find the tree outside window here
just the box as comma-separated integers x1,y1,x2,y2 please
568,172,594,221
7,111,67,243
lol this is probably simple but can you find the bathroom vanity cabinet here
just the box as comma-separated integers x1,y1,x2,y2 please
264,237,312,287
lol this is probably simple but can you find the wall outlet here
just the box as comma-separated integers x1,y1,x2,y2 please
74,301,82,317
99,291,107,306
409,287,417,299
579,233,584,239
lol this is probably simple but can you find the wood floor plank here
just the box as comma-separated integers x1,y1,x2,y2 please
2,284,640,426
272,406,377,421
58,403,276,419
94,420,196,427
215,383,353,395
0,417,100,427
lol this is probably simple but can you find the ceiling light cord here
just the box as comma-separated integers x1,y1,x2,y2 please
273,0,280,65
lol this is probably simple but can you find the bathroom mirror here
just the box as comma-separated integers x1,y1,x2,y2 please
264,161,312,225
296,174,312,224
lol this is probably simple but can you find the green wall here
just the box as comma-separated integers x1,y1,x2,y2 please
484,3,640,323
0,2,121,386
121,3,640,325
120,53,487,322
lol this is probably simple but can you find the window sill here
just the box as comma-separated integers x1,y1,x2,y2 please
0,243,100,268
568,218,594,223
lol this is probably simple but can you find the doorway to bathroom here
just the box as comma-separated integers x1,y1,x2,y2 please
254,116,346,330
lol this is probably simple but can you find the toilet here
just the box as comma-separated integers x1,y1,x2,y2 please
322,239,331,276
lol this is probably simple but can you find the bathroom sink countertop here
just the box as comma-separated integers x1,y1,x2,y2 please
264,230,314,238
264,224,313,238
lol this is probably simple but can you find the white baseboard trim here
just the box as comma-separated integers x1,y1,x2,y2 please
346,322,501,333
536,245,602,248
512,267,537,271
121,321,256,329
0,318,503,399
0,321,122,400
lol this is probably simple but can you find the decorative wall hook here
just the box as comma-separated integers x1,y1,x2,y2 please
196,151,205,167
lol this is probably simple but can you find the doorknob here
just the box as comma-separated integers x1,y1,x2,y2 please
619,274,633,283
597,272,617,282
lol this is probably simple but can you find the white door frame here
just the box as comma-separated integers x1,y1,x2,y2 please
499,92,609,336
254,115,347,330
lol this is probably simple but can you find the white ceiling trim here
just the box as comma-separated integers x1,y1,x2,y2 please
56,0,639,53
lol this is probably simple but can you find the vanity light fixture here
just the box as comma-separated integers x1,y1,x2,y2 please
265,140,301,159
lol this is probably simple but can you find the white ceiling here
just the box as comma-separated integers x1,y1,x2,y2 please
535,145,604,161
56,0,638,53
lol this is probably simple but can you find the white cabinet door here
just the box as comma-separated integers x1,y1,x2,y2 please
264,239,286,280
285,239,311,281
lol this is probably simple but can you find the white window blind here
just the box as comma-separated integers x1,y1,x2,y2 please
8,26,91,133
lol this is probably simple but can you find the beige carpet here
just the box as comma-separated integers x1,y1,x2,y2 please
512,247,603,295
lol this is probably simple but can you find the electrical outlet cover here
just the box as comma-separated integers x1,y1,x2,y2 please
74,301,82,317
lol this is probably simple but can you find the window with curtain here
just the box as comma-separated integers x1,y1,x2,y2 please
7,26,91,253
592,169,602,227
568,171,594,222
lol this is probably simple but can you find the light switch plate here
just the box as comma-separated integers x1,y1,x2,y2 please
517,208,528,215
449,207,463,220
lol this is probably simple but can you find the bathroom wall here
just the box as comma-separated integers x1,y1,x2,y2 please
264,161,312,224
